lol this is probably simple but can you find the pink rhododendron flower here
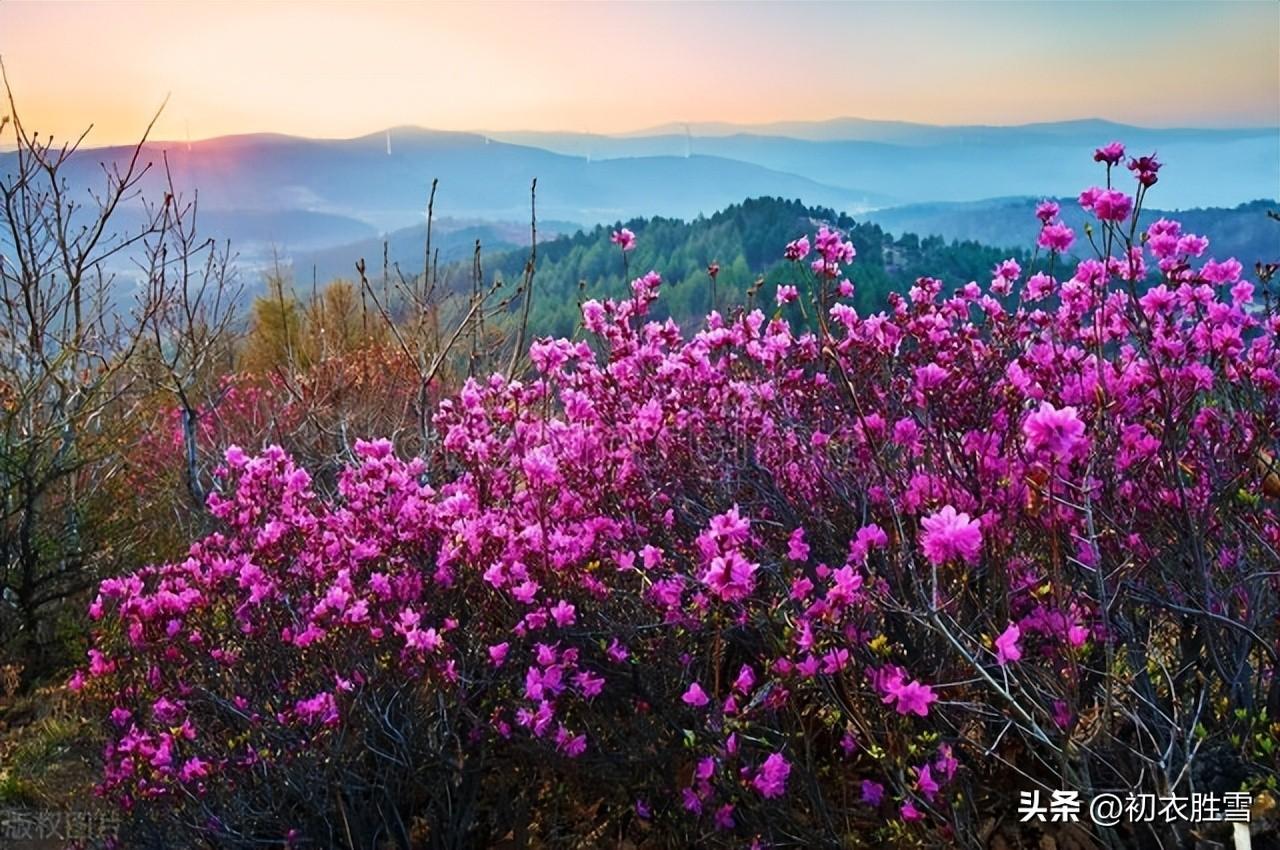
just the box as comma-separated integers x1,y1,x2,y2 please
920,506,982,566
294,692,339,726
610,228,636,252
1093,141,1125,165
883,679,939,717
994,258,1021,282
914,362,949,392
1023,402,1087,460
776,284,799,306
179,757,210,783
681,682,710,707
76,141,1280,847
752,752,791,798
916,764,940,800
994,623,1022,665
573,670,605,698
1092,189,1133,222
1026,272,1055,301
1038,221,1076,253
861,780,885,806
783,236,810,261
1177,234,1208,257
786,527,809,561
1128,153,1162,186
606,638,629,663
814,226,855,264
550,599,576,627
702,550,758,602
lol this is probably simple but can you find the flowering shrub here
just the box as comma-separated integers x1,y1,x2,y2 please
79,147,1279,849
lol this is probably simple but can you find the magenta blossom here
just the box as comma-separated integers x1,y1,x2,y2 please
1023,401,1087,460
920,505,983,566
1092,189,1133,222
786,527,809,561
610,228,636,252
1026,272,1055,301
994,623,1022,665
783,236,810,261
1078,186,1102,211
752,752,791,798
883,678,939,717
861,779,885,806
1128,153,1162,187
916,763,940,801
1035,200,1060,224
702,550,758,602
1037,221,1075,253
1093,141,1125,165
681,682,710,708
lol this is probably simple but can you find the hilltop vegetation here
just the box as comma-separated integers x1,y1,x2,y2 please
3,95,1279,850
461,197,1034,338
287,191,1277,348
76,145,1280,849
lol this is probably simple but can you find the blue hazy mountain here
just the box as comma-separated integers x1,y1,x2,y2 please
5,118,1272,284
5,128,885,234
488,118,1278,209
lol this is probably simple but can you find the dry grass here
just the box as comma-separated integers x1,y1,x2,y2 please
0,685,99,809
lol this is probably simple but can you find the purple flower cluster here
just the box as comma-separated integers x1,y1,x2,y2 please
78,145,1279,847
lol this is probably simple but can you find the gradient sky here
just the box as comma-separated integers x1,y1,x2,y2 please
1,0,1277,146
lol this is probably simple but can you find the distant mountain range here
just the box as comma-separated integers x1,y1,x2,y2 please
487,118,1278,209
10,127,885,235
3,116,1274,285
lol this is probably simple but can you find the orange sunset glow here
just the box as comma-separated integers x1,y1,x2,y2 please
2,0,1278,146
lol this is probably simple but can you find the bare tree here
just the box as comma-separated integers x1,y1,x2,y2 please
0,65,194,680
138,156,242,510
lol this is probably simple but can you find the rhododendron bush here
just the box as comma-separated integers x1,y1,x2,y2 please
78,147,1279,849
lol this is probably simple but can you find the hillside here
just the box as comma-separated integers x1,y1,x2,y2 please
311,193,1277,342
472,197,1034,339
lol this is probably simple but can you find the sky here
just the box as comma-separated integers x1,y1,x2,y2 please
1,0,1277,146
